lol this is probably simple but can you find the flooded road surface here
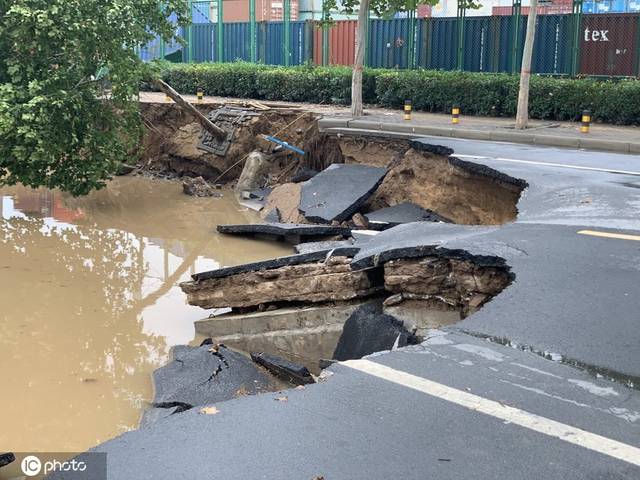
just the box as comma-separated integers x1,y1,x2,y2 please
0,177,290,453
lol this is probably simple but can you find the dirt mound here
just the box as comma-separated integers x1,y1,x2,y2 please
365,149,526,225
260,183,306,224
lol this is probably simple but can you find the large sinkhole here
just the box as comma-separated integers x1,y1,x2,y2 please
142,102,526,373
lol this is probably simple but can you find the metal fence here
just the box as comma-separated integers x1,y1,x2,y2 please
139,5,640,77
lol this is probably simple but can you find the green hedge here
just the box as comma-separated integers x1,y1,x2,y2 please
154,62,640,125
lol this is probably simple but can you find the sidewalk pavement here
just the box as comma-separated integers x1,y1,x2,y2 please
139,91,640,154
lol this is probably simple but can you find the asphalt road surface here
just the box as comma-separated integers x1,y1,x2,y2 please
76,138,640,480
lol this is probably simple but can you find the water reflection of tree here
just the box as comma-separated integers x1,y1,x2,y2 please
0,215,167,411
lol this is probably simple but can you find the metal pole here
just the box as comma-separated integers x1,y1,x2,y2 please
407,4,416,69
250,0,257,62
456,0,466,70
187,0,193,62
284,0,291,66
570,0,583,76
511,0,522,73
321,0,329,66
217,0,224,62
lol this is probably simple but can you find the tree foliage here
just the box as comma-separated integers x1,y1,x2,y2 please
322,0,481,19
0,0,189,195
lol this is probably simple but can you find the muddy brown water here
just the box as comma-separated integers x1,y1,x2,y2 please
0,176,290,454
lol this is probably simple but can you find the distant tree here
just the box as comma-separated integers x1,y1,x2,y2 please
0,0,189,195
515,0,539,129
322,0,481,117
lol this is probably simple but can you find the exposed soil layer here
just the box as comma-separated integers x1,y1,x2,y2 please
384,256,513,317
139,103,321,181
182,249,513,321
181,256,383,309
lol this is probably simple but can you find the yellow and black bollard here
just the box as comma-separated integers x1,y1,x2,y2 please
404,100,412,121
452,103,460,124
197,87,204,103
581,109,591,133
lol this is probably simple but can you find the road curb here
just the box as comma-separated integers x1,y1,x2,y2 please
318,117,639,154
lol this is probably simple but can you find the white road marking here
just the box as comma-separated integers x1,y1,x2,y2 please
578,229,640,242
455,154,640,176
343,359,640,467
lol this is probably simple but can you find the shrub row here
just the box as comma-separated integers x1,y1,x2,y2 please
154,62,640,125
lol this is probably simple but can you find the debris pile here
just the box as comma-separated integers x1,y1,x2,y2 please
182,176,222,197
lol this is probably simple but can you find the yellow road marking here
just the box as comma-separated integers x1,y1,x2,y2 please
577,230,640,242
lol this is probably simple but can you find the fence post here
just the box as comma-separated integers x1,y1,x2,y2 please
635,14,640,76
456,0,466,70
570,0,583,76
250,0,257,62
321,0,329,66
407,5,417,69
187,0,193,62
510,0,522,73
283,0,291,66
216,0,224,62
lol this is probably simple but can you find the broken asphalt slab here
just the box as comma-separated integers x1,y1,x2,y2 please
299,163,388,223
251,352,314,386
365,202,452,229
217,222,351,239
351,220,640,382
332,301,414,361
140,345,276,427
189,248,360,282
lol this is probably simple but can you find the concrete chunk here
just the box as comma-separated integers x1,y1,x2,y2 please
365,202,452,229
332,302,413,361
217,222,351,239
299,164,388,223
251,352,314,385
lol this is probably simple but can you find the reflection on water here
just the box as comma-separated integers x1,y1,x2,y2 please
0,177,290,453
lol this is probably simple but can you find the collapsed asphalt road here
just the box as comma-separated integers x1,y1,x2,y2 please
69,139,640,479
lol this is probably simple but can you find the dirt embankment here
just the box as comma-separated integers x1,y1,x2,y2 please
139,102,526,226
139,103,341,183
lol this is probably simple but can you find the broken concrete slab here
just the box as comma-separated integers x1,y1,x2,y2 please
195,303,364,373
299,163,388,223
142,345,275,426
350,222,500,271
332,302,414,361
365,202,452,229
235,151,272,196
182,255,382,309
196,303,363,338
251,352,314,385
293,239,356,255
216,223,351,240
188,249,359,282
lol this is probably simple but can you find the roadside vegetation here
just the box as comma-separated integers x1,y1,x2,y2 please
0,0,188,195
159,62,640,125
